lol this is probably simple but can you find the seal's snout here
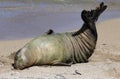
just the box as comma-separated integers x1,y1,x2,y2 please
12,63,23,70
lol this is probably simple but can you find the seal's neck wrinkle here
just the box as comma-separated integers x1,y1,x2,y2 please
72,22,98,41
67,27,97,63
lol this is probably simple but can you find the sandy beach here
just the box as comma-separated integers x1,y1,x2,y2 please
0,17,120,79
0,1,120,79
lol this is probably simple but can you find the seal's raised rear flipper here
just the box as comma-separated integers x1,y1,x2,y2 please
81,2,107,23
91,2,107,22
72,2,107,36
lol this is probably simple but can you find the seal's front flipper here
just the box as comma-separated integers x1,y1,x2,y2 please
52,62,72,66
45,29,54,35
52,59,73,66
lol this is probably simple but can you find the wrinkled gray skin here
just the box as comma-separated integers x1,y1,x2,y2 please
13,2,107,70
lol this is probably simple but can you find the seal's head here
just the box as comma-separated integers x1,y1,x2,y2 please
12,48,29,70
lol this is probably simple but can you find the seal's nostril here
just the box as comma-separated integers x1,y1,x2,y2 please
12,63,17,69
12,63,14,67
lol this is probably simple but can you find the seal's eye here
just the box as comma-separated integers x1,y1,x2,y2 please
15,54,20,61
16,55,23,62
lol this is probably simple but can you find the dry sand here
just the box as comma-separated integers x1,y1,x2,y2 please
0,18,120,79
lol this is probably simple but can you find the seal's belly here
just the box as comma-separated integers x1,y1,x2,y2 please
30,34,70,65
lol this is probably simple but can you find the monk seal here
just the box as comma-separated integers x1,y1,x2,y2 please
13,2,107,69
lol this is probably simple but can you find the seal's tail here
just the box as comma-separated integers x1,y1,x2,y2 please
81,2,107,23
